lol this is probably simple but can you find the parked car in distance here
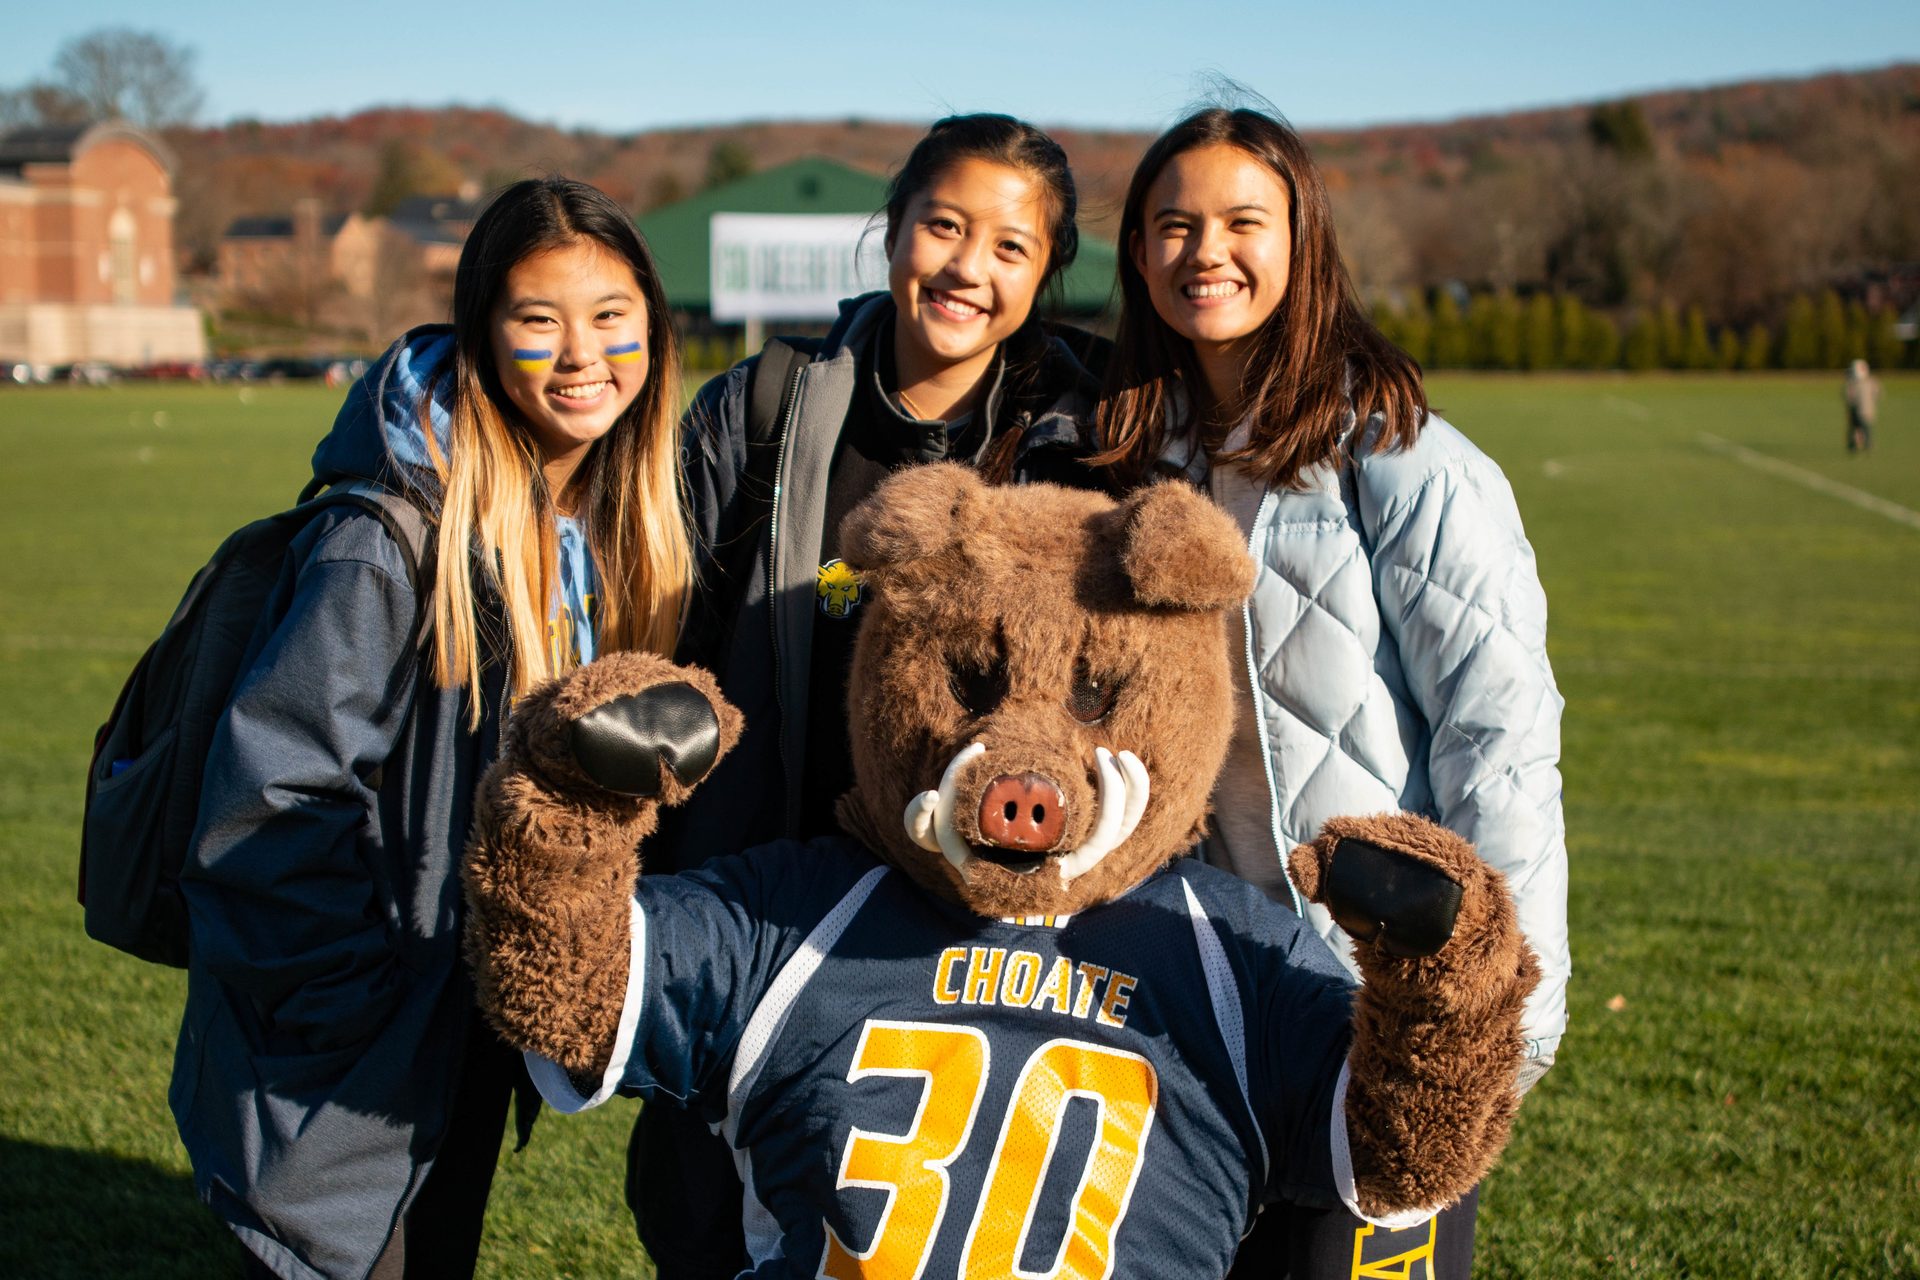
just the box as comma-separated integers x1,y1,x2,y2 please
206,359,260,382
324,357,370,387
50,362,115,385
127,360,206,381
256,357,330,381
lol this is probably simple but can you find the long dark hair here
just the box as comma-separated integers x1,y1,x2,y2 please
429,176,688,720
882,113,1081,312
881,115,1085,481
1094,108,1427,489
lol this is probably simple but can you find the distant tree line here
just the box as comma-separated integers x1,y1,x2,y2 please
1332,90,1920,349
6,26,1916,367
1373,288,1914,372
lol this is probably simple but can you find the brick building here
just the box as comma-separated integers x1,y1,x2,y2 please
213,188,483,327
386,189,487,276
0,121,206,367
219,201,383,304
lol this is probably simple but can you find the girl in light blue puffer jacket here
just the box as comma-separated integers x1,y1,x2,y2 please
1096,106,1567,1280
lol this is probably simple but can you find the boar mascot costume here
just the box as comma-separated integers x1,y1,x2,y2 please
464,465,1538,1278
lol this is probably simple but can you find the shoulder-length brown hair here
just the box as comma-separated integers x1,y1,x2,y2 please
1094,108,1427,490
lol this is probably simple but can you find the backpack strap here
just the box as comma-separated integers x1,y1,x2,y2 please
743,335,823,548
297,485,441,795
299,480,439,656
724,335,820,607
747,336,821,454
676,336,822,672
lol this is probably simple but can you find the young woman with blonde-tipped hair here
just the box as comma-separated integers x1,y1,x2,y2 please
172,176,690,1280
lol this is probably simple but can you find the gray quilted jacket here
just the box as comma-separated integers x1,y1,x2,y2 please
1179,411,1569,1084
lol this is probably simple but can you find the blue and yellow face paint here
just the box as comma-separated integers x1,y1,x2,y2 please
604,341,644,365
512,348,554,372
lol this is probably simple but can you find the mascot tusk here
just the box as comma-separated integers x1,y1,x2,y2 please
904,791,940,855
1057,747,1149,884
909,741,985,873
904,743,1149,884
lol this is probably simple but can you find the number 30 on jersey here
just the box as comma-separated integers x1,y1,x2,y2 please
819,1020,1160,1280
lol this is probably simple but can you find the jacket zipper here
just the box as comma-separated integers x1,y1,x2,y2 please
1239,488,1304,916
766,361,807,819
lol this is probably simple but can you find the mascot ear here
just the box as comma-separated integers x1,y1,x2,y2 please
1119,481,1255,611
839,461,982,573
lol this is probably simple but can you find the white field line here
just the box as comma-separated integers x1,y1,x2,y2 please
1696,432,1920,533
1604,394,1651,420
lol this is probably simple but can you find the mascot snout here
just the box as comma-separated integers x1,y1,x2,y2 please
976,773,1067,851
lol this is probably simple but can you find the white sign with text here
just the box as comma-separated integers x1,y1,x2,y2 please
709,213,887,322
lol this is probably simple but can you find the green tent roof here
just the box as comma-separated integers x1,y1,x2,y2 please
637,156,1115,317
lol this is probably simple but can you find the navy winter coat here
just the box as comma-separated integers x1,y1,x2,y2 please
170,330,509,1280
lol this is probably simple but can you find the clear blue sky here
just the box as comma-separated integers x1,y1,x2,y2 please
7,1,1916,132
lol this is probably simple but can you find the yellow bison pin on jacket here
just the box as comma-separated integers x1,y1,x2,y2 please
464,463,1539,1278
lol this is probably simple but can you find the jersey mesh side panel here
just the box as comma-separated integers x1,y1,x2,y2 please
1181,879,1269,1183
722,864,890,1266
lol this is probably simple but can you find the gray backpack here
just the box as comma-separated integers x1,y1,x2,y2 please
79,481,434,966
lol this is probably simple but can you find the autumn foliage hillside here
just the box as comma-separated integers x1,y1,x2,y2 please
169,64,1920,338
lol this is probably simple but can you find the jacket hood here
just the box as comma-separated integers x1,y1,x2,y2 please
310,324,457,492
822,291,1104,459
820,291,892,359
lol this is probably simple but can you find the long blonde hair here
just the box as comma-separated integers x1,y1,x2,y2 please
421,177,689,724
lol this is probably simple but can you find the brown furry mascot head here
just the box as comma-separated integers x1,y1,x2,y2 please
832,464,1254,918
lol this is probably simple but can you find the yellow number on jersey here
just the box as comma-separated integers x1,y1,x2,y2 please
1349,1218,1438,1280
818,1025,1159,1280
820,1022,989,1280
960,1039,1158,1280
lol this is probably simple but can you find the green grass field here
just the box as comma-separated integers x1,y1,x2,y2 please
2,374,1916,1278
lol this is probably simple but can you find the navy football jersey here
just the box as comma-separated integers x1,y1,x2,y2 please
529,838,1403,1279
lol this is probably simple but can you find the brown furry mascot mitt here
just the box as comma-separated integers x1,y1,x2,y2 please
464,464,1539,1277
463,652,742,1077
1288,815,1541,1219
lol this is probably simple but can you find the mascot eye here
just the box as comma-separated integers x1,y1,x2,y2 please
949,656,1008,718
1066,660,1123,724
